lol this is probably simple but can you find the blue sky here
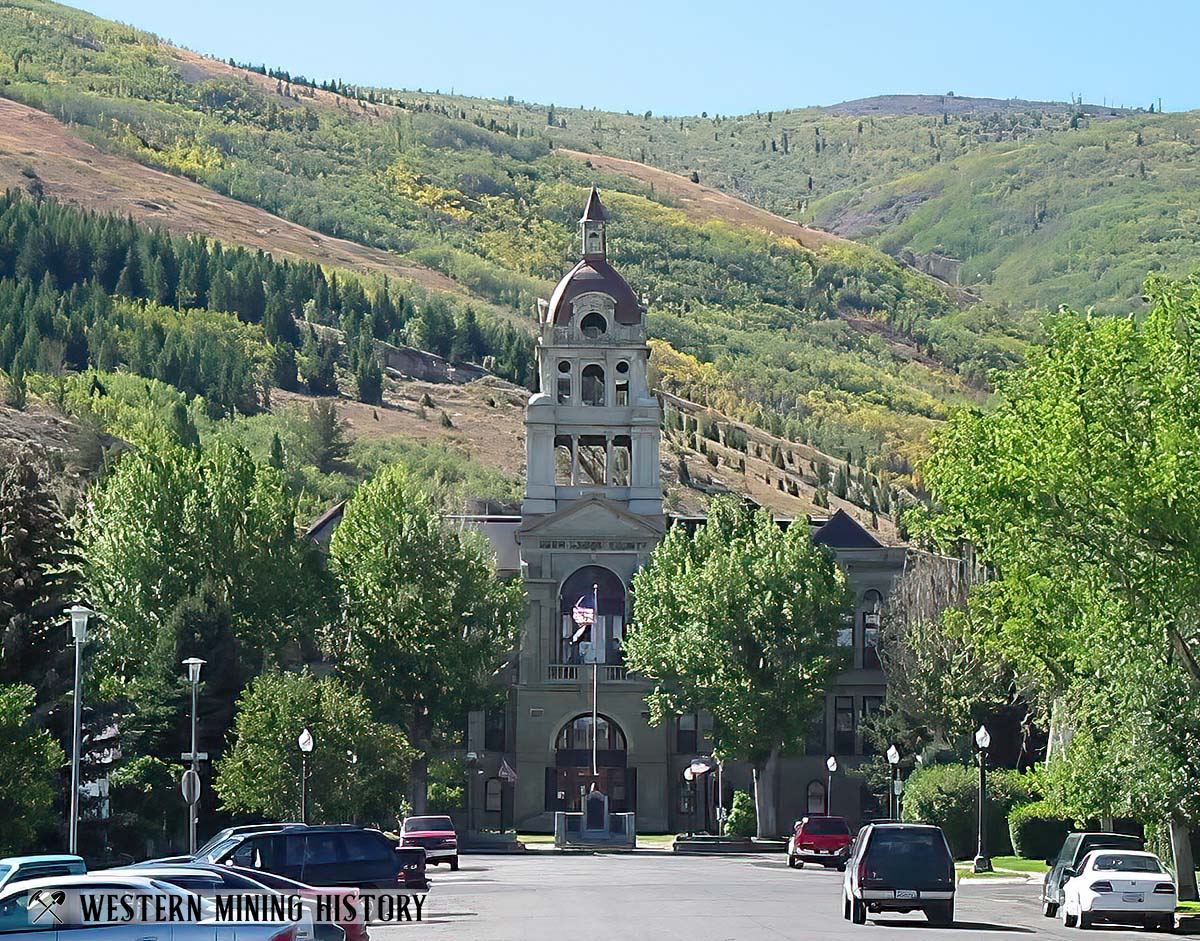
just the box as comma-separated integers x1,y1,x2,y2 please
73,0,1198,114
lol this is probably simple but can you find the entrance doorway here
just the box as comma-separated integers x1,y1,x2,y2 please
552,713,635,813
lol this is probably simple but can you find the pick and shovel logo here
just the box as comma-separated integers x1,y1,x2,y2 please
29,889,66,925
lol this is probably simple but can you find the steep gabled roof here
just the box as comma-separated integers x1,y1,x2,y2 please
580,185,608,222
811,508,884,549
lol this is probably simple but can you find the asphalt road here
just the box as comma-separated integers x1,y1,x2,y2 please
372,853,1197,940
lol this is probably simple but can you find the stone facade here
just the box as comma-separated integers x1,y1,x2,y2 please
458,191,907,835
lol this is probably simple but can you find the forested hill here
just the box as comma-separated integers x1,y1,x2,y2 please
0,0,1042,490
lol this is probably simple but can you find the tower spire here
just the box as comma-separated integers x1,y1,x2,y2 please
580,185,607,259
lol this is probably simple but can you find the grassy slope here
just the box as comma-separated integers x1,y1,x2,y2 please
424,88,1192,315
0,0,1029,487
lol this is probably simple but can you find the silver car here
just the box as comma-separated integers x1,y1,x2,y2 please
0,873,299,941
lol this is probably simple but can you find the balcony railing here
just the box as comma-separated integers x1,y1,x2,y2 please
546,664,631,682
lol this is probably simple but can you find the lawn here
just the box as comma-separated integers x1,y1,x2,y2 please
955,856,1048,879
517,832,681,847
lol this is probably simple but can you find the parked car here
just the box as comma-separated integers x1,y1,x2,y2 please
842,822,956,926
208,825,429,892
0,873,299,941
0,855,86,890
1060,849,1176,931
219,864,369,941
399,816,459,871
110,865,341,941
1041,830,1145,917
787,815,852,870
142,823,306,866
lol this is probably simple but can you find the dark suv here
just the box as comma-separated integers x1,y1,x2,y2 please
1042,831,1145,917
843,823,956,926
205,825,428,892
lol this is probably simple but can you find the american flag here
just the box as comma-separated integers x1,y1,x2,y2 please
571,595,595,642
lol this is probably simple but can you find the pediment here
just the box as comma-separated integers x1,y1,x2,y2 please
519,496,665,540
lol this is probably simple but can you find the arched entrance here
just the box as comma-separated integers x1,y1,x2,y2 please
558,565,626,665
552,713,635,813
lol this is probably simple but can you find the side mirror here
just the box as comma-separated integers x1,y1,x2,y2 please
1063,868,1077,879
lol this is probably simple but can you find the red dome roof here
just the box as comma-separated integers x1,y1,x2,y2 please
545,257,643,326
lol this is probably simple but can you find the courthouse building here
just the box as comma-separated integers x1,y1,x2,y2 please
312,189,907,833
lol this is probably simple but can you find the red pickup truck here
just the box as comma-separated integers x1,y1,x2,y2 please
787,815,853,870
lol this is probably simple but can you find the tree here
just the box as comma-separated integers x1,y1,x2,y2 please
296,400,350,472
625,496,849,836
0,683,63,853
78,442,331,680
327,466,523,813
0,450,78,710
216,671,412,826
913,277,1200,897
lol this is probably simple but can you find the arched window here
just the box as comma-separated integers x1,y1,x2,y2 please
556,360,572,404
559,565,626,665
581,364,606,406
580,311,607,338
807,780,827,815
615,360,630,405
863,589,883,670
555,713,627,751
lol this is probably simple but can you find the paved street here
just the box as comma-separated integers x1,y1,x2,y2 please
374,854,1196,940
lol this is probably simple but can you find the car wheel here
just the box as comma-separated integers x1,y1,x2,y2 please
836,862,847,872
1078,912,1093,930
449,856,459,872
1043,900,1058,918
788,854,799,868
843,893,852,921
851,897,867,925
1063,906,1078,929
925,902,954,926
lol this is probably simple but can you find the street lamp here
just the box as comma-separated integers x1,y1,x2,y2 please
66,604,94,854
886,744,901,820
298,728,314,824
182,658,205,854
826,755,838,815
973,725,993,873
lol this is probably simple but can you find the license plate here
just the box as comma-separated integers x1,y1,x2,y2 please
1122,892,1144,903
894,889,918,900
815,849,830,855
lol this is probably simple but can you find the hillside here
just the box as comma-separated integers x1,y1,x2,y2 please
0,0,1034,489
416,87,1191,314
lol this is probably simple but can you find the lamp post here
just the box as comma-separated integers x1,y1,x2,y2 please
826,755,838,816
182,657,206,854
973,725,993,873
886,744,901,820
66,604,94,854
298,728,314,824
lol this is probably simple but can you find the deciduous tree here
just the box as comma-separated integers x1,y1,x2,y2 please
625,496,849,837
327,466,523,813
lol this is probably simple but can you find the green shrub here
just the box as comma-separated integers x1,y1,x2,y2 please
724,789,757,839
902,762,1037,859
1009,800,1074,861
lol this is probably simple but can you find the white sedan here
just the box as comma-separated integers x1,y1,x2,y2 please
1061,849,1176,931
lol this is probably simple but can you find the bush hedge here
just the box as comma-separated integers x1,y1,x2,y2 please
901,762,1037,859
725,789,757,838
1008,800,1075,861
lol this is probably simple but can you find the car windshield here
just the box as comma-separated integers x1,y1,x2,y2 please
403,817,453,831
1093,854,1162,873
203,838,241,861
195,831,233,856
804,818,849,835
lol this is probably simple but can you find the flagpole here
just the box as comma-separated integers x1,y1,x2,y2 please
592,582,599,778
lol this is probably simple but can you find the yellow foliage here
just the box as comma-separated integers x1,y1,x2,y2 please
383,159,471,220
